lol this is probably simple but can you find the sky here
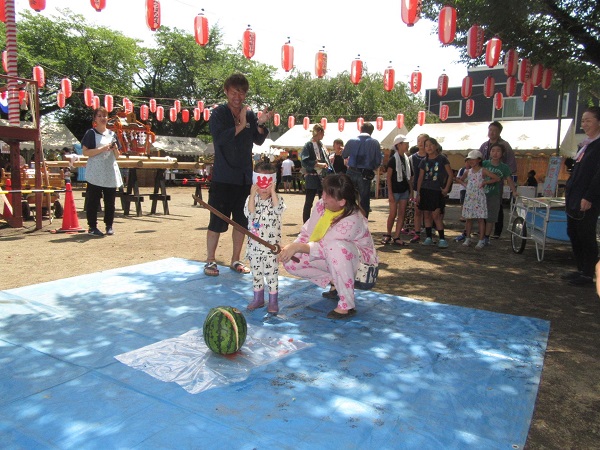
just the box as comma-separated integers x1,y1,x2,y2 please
15,0,471,93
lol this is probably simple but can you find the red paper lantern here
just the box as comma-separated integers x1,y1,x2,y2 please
338,118,345,132
194,11,209,47
170,107,177,122
2,51,7,73
401,0,421,27
140,104,149,121
494,92,504,110
273,113,280,126
57,90,66,108
156,105,164,121
19,90,27,106
410,70,422,94
104,94,113,112
315,47,327,78
123,98,133,114
465,98,475,116
84,88,94,107
437,73,449,97
60,78,72,98
503,49,518,76
242,26,256,59
531,63,543,86
149,98,157,113
541,68,553,90
303,116,310,130
194,107,201,121
29,0,45,12
90,0,106,12
438,6,456,45
518,58,531,83
174,99,181,112
350,55,363,85
146,0,160,31
203,108,210,121
521,80,534,101
483,76,495,98
92,95,100,110
182,109,190,123
356,117,364,131
281,38,294,72
467,24,484,59
197,100,204,112
383,64,395,92
32,65,45,88
396,113,404,129
417,111,426,126
0,1,5,23
485,37,502,68
376,116,384,131
461,76,473,98
320,117,327,130
288,116,295,128
439,104,449,121
506,76,517,97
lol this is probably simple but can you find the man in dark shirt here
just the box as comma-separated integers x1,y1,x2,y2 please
204,73,271,276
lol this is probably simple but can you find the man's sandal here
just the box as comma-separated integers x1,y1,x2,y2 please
230,261,250,274
204,262,219,277
393,237,407,246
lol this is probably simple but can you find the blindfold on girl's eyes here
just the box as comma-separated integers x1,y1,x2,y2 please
252,172,275,188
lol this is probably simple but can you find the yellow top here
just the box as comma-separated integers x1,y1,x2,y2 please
309,209,344,242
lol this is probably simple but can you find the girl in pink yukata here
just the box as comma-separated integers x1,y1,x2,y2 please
278,174,378,319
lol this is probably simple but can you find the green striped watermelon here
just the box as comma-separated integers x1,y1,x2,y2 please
203,306,247,355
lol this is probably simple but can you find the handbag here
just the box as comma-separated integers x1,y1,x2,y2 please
354,261,378,290
361,168,375,181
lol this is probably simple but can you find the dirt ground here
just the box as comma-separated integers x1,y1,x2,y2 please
1,185,599,449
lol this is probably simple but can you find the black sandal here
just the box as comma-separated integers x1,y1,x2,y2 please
381,234,392,244
393,237,407,246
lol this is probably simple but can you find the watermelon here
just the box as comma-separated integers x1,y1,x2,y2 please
203,306,247,355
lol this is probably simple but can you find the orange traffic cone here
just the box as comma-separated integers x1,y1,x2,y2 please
1,178,13,220
53,182,85,233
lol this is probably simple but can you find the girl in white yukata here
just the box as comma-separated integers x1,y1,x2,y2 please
278,174,378,319
245,161,286,314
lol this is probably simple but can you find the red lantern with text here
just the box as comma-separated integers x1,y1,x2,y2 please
92,96,100,110
503,49,518,76
181,109,190,123
194,107,201,121
396,113,404,129
410,70,422,94
123,98,133,114
140,104,149,121
281,39,294,72
84,88,94,107
194,11,209,47
356,117,364,131
90,0,106,12
437,73,449,97
156,106,164,121
521,80,533,101
338,118,345,132
541,68,553,90
243,26,256,59
417,111,426,126
32,65,45,88
461,76,473,98
485,37,502,68
288,116,295,129
149,98,157,113
197,100,204,112
518,58,531,83
465,98,475,116
467,24,484,59
174,99,181,113
57,90,66,108
401,0,421,27
484,76,495,98
438,6,456,45
439,104,449,122
146,0,160,31
315,47,327,78
506,76,517,97
376,116,384,131
61,78,72,98
303,117,310,130
203,108,210,121
273,113,280,126
383,64,395,92
104,94,113,112
320,117,327,130
531,63,543,86
494,92,504,110
19,90,27,107
29,0,45,12
2,51,7,73
350,55,363,85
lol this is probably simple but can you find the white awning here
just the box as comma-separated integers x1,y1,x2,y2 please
151,135,208,156
0,120,80,150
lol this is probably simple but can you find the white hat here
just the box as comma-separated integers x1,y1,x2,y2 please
466,150,483,160
393,134,408,147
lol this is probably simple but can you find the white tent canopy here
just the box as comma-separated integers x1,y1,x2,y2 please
152,135,208,156
273,121,409,150
0,120,80,150
405,119,578,156
252,138,277,155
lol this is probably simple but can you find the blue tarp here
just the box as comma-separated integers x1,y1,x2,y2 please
0,258,549,449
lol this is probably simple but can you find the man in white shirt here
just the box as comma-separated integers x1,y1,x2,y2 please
281,155,294,193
